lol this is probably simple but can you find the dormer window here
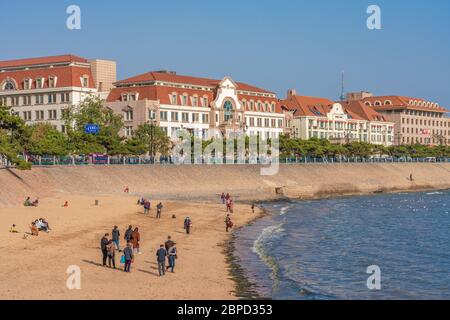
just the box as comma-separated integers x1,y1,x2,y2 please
35,77,44,89
202,97,208,107
3,80,16,91
181,95,187,106
129,93,137,101
81,75,89,88
192,96,198,107
171,94,177,105
23,79,32,90
122,94,128,102
48,76,57,88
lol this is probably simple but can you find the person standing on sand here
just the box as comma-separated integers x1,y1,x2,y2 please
101,233,109,267
156,244,167,276
124,225,133,243
221,193,226,204
184,217,192,234
131,227,141,255
106,240,116,269
251,202,255,214
225,214,234,232
167,245,177,273
112,226,120,251
123,242,134,272
143,200,151,215
156,202,163,219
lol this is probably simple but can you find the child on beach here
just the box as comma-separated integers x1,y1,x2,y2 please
225,214,234,232
30,222,39,236
9,224,19,233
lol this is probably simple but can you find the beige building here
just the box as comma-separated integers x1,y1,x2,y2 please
280,90,395,146
347,93,450,145
106,71,285,139
0,55,116,132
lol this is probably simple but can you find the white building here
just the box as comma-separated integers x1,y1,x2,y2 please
0,55,116,132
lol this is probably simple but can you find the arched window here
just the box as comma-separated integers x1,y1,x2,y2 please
3,80,15,91
364,101,372,107
384,100,392,105
223,101,234,122
374,101,382,106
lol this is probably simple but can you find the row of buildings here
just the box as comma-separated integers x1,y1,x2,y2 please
0,54,448,147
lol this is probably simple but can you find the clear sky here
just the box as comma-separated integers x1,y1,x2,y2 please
1,0,449,106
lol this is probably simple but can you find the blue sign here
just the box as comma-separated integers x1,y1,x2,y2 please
85,124,99,134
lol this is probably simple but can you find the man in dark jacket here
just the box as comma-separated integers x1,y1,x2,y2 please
156,245,167,276
123,242,134,272
124,225,133,242
156,202,163,219
101,233,109,266
112,226,120,251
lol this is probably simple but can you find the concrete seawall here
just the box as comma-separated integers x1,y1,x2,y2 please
1,163,450,206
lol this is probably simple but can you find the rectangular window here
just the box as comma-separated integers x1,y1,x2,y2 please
48,110,57,120
171,94,177,105
23,111,32,121
182,112,189,122
35,95,44,105
124,110,133,121
61,93,70,103
124,126,133,137
257,118,262,127
148,110,156,120
36,78,43,89
171,112,179,122
271,119,276,127
202,97,208,107
22,96,31,105
250,117,255,126
48,94,57,104
11,96,19,106
202,114,209,124
192,97,198,107
192,113,199,123
49,77,56,88
264,118,269,127
160,111,168,121
182,96,187,106
35,110,44,121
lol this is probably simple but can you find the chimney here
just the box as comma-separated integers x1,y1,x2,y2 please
287,89,297,97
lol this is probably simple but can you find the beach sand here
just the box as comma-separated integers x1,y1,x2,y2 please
0,194,260,300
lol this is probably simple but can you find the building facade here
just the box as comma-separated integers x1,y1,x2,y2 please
0,55,116,131
347,93,450,145
106,71,285,139
280,90,395,146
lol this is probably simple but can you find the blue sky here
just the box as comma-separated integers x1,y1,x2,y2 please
1,0,449,106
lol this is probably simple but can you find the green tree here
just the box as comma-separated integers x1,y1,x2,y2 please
27,123,70,156
62,97,125,155
0,105,31,169
126,123,171,156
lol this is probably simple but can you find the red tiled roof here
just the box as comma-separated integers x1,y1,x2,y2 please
115,71,274,94
360,96,448,113
0,54,88,69
0,66,95,89
340,100,389,122
279,94,335,117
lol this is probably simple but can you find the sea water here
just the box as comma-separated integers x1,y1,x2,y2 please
233,190,450,300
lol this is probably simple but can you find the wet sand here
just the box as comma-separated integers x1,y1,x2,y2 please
0,195,261,300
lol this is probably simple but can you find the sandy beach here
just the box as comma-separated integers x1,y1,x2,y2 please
0,194,260,300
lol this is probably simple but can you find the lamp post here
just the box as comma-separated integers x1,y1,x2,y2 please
147,119,156,163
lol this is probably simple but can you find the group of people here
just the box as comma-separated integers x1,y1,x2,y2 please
100,227,178,276
220,193,234,213
30,218,51,236
23,197,39,207
138,198,164,219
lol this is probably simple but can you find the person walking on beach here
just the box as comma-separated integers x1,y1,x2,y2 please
106,240,116,269
131,227,141,255
156,244,167,276
184,217,192,234
143,200,151,215
112,226,120,251
225,214,234,232
167,244,177,273
123,242,134,273
251,202,255,214
101,233,109,267
124,225,133,243
165,236,175,270
156,202,163,219
220,193,226,204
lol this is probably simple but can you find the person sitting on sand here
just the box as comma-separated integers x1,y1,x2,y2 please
9,224,19,233
32,198,39,207
36,218,50,233
24,197,33,207
131,227,141,255
124,186,129,193
30,222,39,236
63,201,69,207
